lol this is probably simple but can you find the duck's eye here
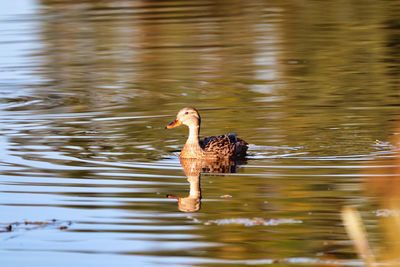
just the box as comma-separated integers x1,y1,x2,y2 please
185,112,188,115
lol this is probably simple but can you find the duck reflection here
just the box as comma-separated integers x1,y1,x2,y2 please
167,158,244,212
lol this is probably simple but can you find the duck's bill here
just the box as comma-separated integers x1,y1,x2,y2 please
166,119,182,129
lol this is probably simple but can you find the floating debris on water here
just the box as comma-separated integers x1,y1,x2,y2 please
204,217,303,226
0,219,72,233
220,194,232,198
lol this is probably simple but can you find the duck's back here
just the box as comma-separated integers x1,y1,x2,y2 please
199,133,248,159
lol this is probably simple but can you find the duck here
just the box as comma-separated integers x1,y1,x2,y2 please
166,107,248,159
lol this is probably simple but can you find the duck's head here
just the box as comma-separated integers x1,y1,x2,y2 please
166,107,201,129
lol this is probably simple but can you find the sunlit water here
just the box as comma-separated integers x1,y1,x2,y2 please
1,0,400,266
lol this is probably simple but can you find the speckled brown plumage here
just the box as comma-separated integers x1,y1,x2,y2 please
200,133,248,159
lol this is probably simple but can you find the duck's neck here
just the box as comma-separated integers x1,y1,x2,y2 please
187,125,200,144
181,125,205,158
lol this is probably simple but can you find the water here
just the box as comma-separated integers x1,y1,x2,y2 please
1,0,400,266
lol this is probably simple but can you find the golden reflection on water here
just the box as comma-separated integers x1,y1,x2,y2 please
31,0,400,157
343,118,400,266
359,120,400,265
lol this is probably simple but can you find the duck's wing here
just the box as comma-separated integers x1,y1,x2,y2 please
199,133,248,158
199,133,236,148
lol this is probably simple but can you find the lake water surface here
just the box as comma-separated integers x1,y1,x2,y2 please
1,0,400,266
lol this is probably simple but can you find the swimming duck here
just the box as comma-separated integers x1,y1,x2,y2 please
166,107,248,159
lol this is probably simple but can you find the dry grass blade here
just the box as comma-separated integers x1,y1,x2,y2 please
341,206,376,267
